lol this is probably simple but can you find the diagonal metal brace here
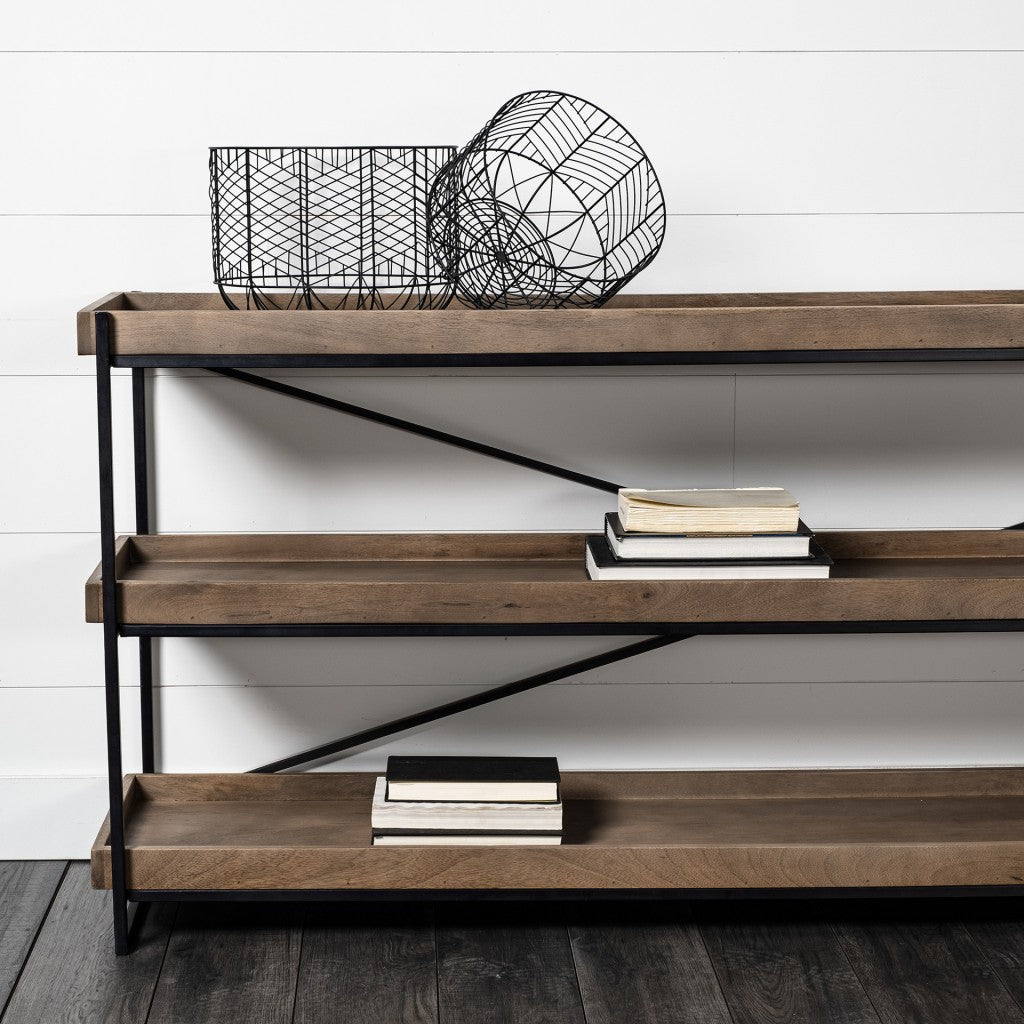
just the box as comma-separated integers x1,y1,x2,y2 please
210,367,621,494
251,633,689,773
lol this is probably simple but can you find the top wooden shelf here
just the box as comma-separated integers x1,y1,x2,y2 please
77,290,1024,365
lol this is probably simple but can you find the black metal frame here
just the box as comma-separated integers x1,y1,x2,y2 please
110,348,1024,368
128,885,1024,903
94,309,1024,953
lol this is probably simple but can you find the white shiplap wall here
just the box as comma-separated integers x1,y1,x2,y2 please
4,3,1024,857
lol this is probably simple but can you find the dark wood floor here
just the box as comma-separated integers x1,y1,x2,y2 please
3,863,1024,1024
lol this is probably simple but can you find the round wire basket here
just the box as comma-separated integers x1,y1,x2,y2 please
427,91,666,309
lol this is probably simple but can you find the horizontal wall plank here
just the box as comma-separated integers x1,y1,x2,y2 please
144,371,1024,531
0,685,144,775
0,534,138,688
2,53,1024,215
735,373,1024,528
156,632,1024,689
7,214,1024,340
4,568,1024,686
0,320,131,377
7,1,1024,52
7,366,1021,533
0,776,109,858
5,535,1024,690
0,377,135,531
0,216,211,325
2,680,1022,776
147,373,732,532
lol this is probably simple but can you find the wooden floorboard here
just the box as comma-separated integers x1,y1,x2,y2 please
10,866,1024,1022
435,903,585,1024
292,903,437,1024
0,861,65,1014
0,863,173,1024
835,902,1024,1024
567,902,732,1024
146,902,303,1024
695,902,881,1024
961,901,1024,1014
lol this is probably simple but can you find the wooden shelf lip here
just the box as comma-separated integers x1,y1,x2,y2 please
85,530,1024,627
77,290,1024,360
90,769,1024,892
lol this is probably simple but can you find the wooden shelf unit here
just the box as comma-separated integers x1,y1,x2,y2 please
80,290,1024,950
92,770,1024,893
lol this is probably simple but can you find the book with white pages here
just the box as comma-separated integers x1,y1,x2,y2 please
605,512,813,560
618,486,800,534
373,834,563,846
370,777,562,835
585,535,832,581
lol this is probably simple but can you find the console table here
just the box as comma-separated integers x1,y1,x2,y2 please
80,290,1024,954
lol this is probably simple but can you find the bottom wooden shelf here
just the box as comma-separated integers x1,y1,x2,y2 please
91,770,1024,892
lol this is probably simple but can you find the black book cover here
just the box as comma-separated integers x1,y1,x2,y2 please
588,534,833,569
386,755,560,785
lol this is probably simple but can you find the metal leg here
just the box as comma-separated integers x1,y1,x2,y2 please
132,367,150,534
97,312,130,954
138,639,154,775
132,367,155,774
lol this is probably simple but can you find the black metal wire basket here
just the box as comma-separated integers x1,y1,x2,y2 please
210,146,457,310
427,91,666,309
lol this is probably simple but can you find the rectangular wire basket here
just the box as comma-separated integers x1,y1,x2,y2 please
210,146,456,309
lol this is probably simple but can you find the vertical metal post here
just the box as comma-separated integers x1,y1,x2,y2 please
132,367,155,774
97,312,130,955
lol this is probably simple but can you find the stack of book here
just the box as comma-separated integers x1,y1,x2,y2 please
371,755,563,845
585,487,832,580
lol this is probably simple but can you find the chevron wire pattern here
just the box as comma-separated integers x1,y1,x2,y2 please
210,146,456,309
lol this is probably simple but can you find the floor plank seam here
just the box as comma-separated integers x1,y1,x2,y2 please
287,905,305,1024
959,917,1024,1021
0,861,70,1024
141,901,178,1024
562,908,590,1024
431,903,442,1024
690,905,740,1024
827,917,886,1024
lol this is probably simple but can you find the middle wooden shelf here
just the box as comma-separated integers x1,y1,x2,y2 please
85,529,1024,629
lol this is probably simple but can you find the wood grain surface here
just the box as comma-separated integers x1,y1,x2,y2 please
568,903,733,1024
697,902,882,1024
0,861,66,1010
83,530,1024,626
145,902,302,1024
835,908,1024,1024
436,903,585,1024
12,862,1024,1023
76,291,1024,357
1,864,174,1024
292,904,437,1024
89,770,1024,892
962,907,1024,1011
